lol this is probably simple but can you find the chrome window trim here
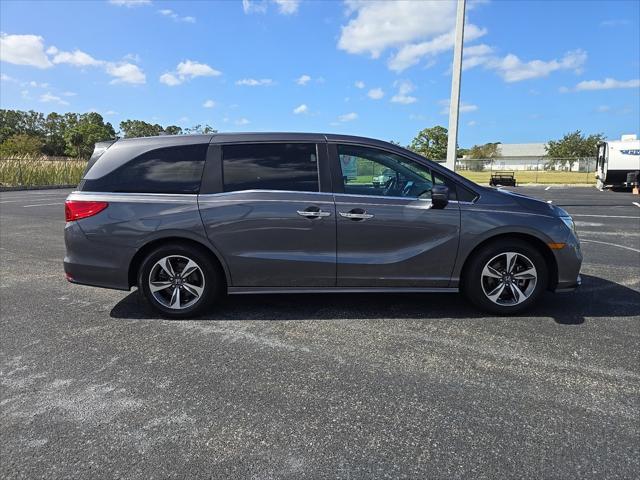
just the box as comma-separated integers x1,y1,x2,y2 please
68,191,198,203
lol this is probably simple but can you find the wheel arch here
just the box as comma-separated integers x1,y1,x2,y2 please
459,232,558,292
128,236,230,289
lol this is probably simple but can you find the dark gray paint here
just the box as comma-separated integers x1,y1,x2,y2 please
64,132,582,295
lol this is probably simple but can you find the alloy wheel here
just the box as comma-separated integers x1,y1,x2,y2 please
481,252,537,306
148,255,205,310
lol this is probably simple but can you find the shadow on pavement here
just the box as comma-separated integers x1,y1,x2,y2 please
110,274,639,325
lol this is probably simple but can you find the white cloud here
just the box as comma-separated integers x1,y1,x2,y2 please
158,8,196,23
388,24,487,72
40,92,69,105
338,112,358,122
367,88,384,100
242,0,299,15
242,0,268,14
51,49,103,67
177,60,220,78
235,118,250,125
296,74,311,85
160,73,181,86
440,99,478,115
0,33,52,68
596,105,611,112
354,80,365,89
161,60,221,86
487,50,587,83
105,110,118,115
390,80,417,104
61,91,76,96
574,78,640,91
109,0,151,6
203,99,216,108
274,0,300,15
236,78,274,86
338,1,457,59
1,73,16,82
106,62,146,84
599,19,630,27
293,103,308,114
467,120,478,127
28,80,50,88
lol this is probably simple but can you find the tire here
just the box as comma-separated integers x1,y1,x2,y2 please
137,242,223,319
463,239,548,315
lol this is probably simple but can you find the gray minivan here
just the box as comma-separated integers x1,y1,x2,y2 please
64,133,582,318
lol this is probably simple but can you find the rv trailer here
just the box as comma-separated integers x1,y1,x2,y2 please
595,134,640,189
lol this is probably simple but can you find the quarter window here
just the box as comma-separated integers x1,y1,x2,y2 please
222,143,319,192
81,144,207,194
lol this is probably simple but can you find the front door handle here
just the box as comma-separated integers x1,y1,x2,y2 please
339,209,374,220
297,208,331,218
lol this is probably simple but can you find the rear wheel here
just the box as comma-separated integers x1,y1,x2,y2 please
463,239,548,315
137,243,222,318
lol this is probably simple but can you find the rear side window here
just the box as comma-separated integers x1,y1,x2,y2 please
223,143,318,192
81,144,207,194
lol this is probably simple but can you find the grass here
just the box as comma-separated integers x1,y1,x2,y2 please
457,170,596,185
351,171,596,186
0,156,86,187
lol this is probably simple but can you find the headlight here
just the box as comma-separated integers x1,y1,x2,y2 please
560,216,577,235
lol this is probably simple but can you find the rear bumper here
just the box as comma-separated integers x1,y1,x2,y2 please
64,221,133,291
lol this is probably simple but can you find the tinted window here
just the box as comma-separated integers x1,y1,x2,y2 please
81,144,207,193
339,144,451,199
223,143,318,192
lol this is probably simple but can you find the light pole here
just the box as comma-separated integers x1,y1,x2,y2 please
445,0,466,171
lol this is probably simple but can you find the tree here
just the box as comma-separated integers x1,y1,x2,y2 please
163,125,183,135
0,133,43,156
119,119,164,138
408,126,449,160
184,124,216,135
65,113,116,158
545,130,604,170
42,112,67,156
461,142,501,171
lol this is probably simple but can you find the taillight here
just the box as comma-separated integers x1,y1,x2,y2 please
65,200,108,222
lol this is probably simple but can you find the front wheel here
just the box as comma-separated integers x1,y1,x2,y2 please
463,239,548,315
137,243,223,318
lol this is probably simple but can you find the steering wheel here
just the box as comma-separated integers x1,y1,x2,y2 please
402,181,414,197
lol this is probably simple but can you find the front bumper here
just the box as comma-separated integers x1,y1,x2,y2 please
554,274,581,293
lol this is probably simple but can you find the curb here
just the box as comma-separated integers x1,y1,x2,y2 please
0,184,76,192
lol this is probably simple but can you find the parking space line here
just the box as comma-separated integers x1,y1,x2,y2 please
545,186,551,191
572,214,640,219
22,202,64,208
633,202,640,208
580,238,640,253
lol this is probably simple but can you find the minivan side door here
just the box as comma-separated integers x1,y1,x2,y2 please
329,143,460,288
198,142,336,287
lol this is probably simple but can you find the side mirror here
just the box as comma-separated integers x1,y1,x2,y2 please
431,185,449,209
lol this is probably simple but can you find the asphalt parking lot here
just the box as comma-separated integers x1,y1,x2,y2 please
1,186,639,479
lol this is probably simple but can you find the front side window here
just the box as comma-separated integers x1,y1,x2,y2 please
82,144,207,193
223,143,319,192
338,144,442,199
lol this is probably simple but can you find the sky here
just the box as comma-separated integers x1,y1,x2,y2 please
1,0,639,147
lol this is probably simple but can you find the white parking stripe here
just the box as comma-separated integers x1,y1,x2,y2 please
633,202,640,208
580,238,640,253
22,202,64,208
572,214,640,219
545,186,551,191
